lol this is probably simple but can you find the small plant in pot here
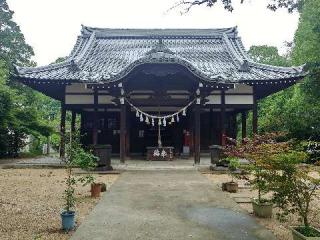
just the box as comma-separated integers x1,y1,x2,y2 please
60,130,99,230
223,158,240,193
61,165,76,231
223,133,290,218
269,151,320,240
249,161,273,218
61,132,79,231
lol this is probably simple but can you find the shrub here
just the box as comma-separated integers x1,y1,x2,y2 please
268,151,320,235
224,133,290,203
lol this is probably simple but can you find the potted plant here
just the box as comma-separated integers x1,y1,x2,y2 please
249,161,273,218
223,158,240,193
90,182,103,197
223,133,289,218
61,164,76,231
269,151,320,239
60,130,99,230
61,132,78,231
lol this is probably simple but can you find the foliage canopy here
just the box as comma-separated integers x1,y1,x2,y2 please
0,1,59,158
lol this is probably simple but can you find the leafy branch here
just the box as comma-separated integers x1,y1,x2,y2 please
170,0,301,13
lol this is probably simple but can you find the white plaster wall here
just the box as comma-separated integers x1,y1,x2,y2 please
98,95,114,104
206,95,221,104
225,95,253,105
65,83,93,93
206,94,253,105
226,84,253,94
65,95,94,104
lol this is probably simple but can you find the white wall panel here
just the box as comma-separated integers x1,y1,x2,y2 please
225,95,253,105
66,83,93,93
206,94,253,105
65,95,94,104
226,84,253,94
206,95,221,104
98,95,114,104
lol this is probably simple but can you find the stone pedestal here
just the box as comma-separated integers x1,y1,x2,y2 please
209,145,223,166
91,144,113,171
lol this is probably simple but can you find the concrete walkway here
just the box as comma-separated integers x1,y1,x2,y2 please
71,170,276,240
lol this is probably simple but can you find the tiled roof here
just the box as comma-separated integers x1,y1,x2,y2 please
14,26,306,84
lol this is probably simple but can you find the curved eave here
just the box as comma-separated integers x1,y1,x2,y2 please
12,62,307,86
239,74,306,85
233,37,306,75
12,30,96,78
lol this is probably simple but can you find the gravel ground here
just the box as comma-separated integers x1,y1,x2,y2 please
204,172,320,240
0,169,119,240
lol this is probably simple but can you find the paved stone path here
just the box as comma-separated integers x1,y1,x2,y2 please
71,170,276,240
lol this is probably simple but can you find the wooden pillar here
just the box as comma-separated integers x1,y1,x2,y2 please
241,111,247,140
125,105,130,158
92,89,98,145
71,111,76,133
230,113,237,140
210,107,214,145
59,103,66,158
252,88,258,135
220,90,226,146
80,111,84,138
194,104,200,164
120,103,126,163
188,110,194,156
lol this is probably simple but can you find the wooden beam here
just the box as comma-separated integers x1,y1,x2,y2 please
253,87,258,135
194,104,200,164
241,111,247,140
59,103,66,158
92,89,98,145
220,90,226,146
120,103,126,163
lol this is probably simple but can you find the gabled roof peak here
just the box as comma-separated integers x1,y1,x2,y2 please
145,39,175,55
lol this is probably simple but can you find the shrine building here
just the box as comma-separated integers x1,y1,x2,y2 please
12,26,306,163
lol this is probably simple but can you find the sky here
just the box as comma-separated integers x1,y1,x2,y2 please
7,0,300,66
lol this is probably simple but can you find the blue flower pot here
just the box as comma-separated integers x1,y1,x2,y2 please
61,211,75,231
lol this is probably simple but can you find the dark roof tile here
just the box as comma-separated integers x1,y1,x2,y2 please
14,26,306,83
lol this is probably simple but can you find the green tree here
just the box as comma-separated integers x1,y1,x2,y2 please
248,45,290,67
0,1,56,157
291,0,320,105
247,0,320,140
0,1,35,67
244,46,293,137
